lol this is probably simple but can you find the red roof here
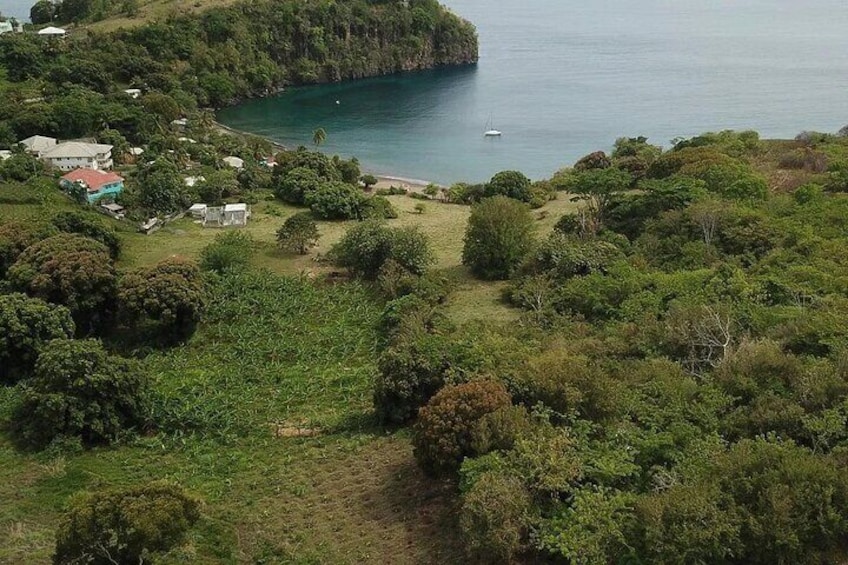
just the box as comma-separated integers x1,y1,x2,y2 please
61,169,124,193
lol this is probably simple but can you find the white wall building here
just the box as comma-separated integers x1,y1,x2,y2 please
40,142,114,171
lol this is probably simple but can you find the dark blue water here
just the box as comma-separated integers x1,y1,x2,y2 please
219,0,848,183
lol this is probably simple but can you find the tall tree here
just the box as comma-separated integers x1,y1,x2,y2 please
312,127,327,148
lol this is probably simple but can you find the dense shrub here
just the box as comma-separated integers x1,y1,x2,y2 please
11,339,148,448
51,211,122,259
119,258,205,342
526,232,623,279
460,472,534,563
471,405,533,455
7,233,117,333
199,231,254,274
636,484,742,565
0,293,74,383
305,181,367,220
54,481,201,565
413,380,511,475
276,212,319,254
273,166,322,204
573,150,612,171
692,438,848,564
462,196,536,280
360,195,398,219
485,170,533,202
331,220,434,280
0,220,56,279
374,334,488,424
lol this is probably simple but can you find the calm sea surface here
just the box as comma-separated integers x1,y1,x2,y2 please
1,0,30,19
5,0,847,183
218,0,848,183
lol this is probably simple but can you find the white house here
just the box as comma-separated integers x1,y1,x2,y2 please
41,142,114,171
19,135,57,156
37,26,66,37
0,21,22,35
203,203,250,227
223,156,244,170
124,88,142,99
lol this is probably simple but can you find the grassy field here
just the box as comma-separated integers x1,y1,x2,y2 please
0,184,578,563
82,0,243,33
123,193,578,324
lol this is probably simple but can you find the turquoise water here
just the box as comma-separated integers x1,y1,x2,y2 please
219,0,848,183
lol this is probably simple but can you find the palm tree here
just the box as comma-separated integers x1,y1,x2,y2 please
312,127,327,148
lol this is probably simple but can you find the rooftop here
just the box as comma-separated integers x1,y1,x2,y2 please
61,168,124,192
20,135,57,153
37,26,66,35
42,141,113,159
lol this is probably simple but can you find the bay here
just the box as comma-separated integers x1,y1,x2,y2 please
0,0,30,20
218,0,848,183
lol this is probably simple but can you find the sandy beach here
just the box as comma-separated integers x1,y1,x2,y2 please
213,120,439,192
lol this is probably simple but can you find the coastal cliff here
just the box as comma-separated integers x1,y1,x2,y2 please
102,0,479,105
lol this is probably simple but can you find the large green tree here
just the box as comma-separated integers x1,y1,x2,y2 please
11,339,148,448
119,258,205,342
462,196,536,280
7,233,117,333
276,212,320,255
0,293,74,383
54,481,201,565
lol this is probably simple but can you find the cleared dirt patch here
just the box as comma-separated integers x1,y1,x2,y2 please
241,435,465,564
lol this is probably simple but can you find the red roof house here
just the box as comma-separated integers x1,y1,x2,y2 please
59,168,125,203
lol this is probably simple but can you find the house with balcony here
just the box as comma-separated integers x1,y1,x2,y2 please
60,168,124,204
41,141,114,171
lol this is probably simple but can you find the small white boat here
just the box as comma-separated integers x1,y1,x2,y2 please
484,115,502,137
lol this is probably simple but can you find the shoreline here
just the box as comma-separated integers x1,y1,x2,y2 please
212,120,439,191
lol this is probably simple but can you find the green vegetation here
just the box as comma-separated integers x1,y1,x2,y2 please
276,211,320,255
54,481,200,565
0,293,74,383
462,195,536,280
10,338,147,449
5,2,848,557
5,126,848,562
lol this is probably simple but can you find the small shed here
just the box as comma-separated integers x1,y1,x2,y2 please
188,203,208,218
202,203,250,227
124,89,142,99
99,203,126,219
223,203,249,226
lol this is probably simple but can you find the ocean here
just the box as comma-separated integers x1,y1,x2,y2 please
0,0,30,20
5,0,847,183
218,0,848,184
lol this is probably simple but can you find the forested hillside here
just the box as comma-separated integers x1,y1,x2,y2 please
0,0,477,144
